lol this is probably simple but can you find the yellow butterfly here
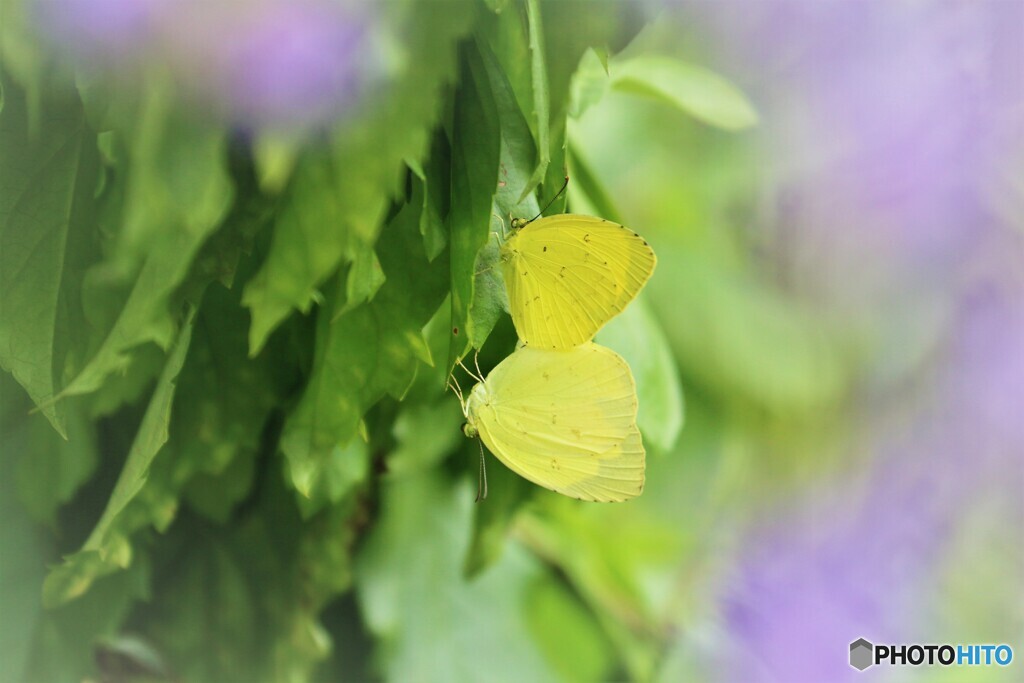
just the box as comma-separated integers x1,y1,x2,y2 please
501,214,656,349
453,342,645,502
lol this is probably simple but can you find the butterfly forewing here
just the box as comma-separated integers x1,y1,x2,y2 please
503,215,656,349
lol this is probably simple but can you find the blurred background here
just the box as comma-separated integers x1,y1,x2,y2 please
1,1,1022,682
572,3,1024,680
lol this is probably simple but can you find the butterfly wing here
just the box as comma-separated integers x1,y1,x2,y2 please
472,343,645,502
502,215,656,349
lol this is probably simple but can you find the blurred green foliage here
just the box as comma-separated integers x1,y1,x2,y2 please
0,1,780,681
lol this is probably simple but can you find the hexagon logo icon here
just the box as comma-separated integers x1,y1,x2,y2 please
850,638,874,671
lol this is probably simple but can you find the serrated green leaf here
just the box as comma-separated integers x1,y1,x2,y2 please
43,309,195,607
0,77,99,436
290,438,369,519
610,56,759,131
242,155,352,354
448,40,501,367
354,473,561,683
412,134,451,261
596,298,685,453
341,245,386,316
280,178,448,505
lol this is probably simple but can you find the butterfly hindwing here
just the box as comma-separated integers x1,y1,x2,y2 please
470,343,645,502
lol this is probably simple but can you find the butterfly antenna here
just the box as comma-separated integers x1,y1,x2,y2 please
475,441,488,502
524,175,570,225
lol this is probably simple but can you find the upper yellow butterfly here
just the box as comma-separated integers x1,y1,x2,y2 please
501,214,656,349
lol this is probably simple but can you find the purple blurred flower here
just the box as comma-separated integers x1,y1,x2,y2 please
38,0,172,58
680,1,1023,308
37,0,380,131
188,0,376,131
715,278,1024,682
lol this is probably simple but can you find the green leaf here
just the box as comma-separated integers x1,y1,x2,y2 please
610,56,759,131
525,577,615,683
289,437,370,519
518,0,551,203
0,77,100,436
597,298,685,453
280,177,449,506
448,40,501,367
245,1,475,354
410,133,451,262
354,473,561,683
518,502,680,681
43,309,195,607
568,48,611,119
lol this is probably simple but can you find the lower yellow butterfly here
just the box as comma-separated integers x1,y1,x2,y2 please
502,214,656,349
452,342,645,502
